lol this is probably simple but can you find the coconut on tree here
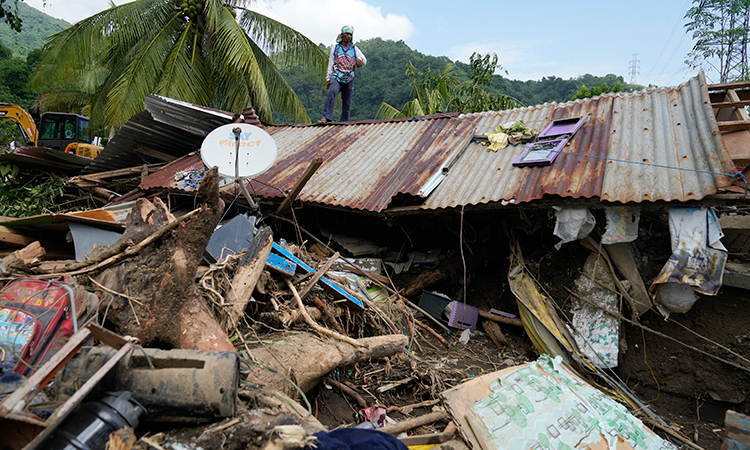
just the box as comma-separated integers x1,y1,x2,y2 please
29,0,327,128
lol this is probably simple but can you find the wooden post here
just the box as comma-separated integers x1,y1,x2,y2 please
225,226,273,331
275,158,323,215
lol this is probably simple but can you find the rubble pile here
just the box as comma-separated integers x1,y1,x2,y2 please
2,78,750,449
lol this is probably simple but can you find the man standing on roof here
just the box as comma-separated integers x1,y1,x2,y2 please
318,25,367,124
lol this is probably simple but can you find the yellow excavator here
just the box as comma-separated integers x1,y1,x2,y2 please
0,103,103,158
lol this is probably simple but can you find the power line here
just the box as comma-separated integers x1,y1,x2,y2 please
644,0,693,82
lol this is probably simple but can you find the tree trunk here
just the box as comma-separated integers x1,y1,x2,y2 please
93,167,234,352
246,331,408,397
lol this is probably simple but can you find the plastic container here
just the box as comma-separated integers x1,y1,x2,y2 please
46,391,146,450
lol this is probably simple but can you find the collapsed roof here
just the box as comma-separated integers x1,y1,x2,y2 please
106,73,743,213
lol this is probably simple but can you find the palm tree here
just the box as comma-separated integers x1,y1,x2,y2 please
29,0,327,128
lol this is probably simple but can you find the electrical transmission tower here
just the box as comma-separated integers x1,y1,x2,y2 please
628,54,640,84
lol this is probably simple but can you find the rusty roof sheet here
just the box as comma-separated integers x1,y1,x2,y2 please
83,95,261,175
422,72,736,208
136,73,737,212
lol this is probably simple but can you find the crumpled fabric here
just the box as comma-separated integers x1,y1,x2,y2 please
309,428,408,450
486,132,509,151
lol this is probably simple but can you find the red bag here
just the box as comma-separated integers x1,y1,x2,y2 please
0,275,95,376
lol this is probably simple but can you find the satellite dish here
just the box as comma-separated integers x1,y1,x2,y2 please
200,123,277,179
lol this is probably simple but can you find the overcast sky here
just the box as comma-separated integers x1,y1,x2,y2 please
24,0,701,87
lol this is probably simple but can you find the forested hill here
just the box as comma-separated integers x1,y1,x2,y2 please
0,2,69,57
280,38,645,124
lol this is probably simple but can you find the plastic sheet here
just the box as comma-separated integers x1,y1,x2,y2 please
650,207,727,316
553,207,595,250
602,205,640,244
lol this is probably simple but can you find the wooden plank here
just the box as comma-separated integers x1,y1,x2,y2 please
43,342,135,426
297,251,339,301
604,242,653,316
708,80,750,91
88,323,129,349
378,410,448,435
23,342,136,450
227,227,273,329
0,328,92,417
718,120,750,131
266,252,296,277
712,99,750,108
398,431,455,446
271,242,363,308
0,226,36,248
68,163,165,184
275,158,323,215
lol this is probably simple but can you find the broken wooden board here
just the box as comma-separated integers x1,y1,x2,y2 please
225,226,273,331
1,241,44,273
724,409,750,450
441,355,676,450
271,242,363,308
605,242,653,316
266,252,296,277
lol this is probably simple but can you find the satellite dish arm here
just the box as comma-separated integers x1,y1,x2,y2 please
233,126,258,211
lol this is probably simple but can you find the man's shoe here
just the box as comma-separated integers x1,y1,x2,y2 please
317,117,330,124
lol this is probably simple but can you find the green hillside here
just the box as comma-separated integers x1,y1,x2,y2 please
0,4,644,126
277,38,644,124
0,1,69,57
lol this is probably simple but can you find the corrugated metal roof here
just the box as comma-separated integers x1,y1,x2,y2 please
144,95,237,135
83,95,261,175
133,73,738,212
423,72,735,208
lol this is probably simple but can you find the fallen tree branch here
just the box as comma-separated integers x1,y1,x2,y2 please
378,410,449,435
297,252,340,301
40,209,200,278
324,377,367,408
309,295,344,334
385,398,441,414
643,418,707,450
286,278,365,348
413,318,450,349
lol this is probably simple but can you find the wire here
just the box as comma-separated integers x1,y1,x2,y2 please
644,0,693,82
424,119,741,182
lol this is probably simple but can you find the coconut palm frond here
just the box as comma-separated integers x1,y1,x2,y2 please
31,0,323,128
243,35,310,123
105,12,192,126
237,8,327,75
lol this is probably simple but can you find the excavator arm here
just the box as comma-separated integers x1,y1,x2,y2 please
0,103,38,146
